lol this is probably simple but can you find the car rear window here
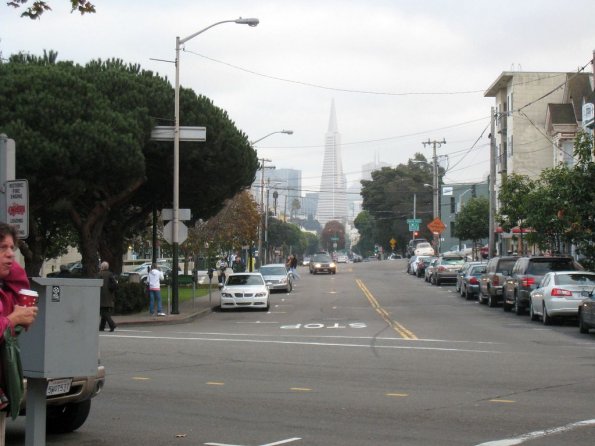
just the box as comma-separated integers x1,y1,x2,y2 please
442,257,464,265
471,266,486,274
555,273,595,286
527,259,577,275
497,259,517,272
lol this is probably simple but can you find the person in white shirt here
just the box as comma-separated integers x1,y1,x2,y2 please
148,263,165,316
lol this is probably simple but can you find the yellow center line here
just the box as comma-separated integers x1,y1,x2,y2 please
386,393,409,397
291,387,312,392
132,377,150,380
356,278,418,340
489,399,516,403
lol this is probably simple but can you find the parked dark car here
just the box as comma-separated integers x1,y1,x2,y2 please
456,262,486,300
579,289,595,334
478,256,519,307
503,256,583,315
431,255,465,286
416,256,433,278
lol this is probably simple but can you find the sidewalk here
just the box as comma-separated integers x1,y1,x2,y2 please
112,290,216,327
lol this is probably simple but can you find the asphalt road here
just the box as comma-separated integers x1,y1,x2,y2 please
7,259,595,445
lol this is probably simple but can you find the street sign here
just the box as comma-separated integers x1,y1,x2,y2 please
150,126,206,141
163,220,188,245
406,218,422,224
5,179,28,238
389,238,396,249
162,208,191,221
427,217,446,235
408,222,420,232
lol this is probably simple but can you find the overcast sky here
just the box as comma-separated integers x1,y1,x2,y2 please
2,0,594,194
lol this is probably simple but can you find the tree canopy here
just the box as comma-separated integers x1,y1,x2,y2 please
0,54,258,276
7,0,95,19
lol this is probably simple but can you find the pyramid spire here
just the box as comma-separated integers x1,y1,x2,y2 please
327,99,338,133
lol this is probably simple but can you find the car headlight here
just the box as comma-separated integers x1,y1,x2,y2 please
255,292,267,297
330,263,336,268
221,292,232,298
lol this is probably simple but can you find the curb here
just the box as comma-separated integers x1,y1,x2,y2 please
113,307,212,327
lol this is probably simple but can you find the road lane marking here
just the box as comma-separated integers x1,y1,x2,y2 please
207,382,225,386
205,437,302,446
108,334,497,353
386,393,409,397
356,279,418,340
475,418,595,445
290,387,312,392
132,377,150,380
489,399,515,403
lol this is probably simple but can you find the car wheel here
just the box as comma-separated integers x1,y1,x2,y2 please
514,294,524,315
579,311,589,334
529,300,539,321
46,399,91,434
461,285,466,298
503,301,511,312
478,292,486,305
542,304,552,325
488,294,497,308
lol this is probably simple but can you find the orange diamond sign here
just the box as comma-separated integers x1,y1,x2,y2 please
427,218,446,235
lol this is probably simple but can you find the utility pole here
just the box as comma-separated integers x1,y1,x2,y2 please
257,158,273,268
488,107,497,258
422,138,446,253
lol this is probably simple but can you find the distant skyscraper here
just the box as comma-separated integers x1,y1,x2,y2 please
316,100,348,226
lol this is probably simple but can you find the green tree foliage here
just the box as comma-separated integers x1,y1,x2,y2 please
0,54,258,276
453,197,489,257
7,0,95,19
353,210,375,256
497,131,594,267
267,218,303,259
359,154,434,253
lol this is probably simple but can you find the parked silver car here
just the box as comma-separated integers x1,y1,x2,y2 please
529,271,595,325
258,263,293,293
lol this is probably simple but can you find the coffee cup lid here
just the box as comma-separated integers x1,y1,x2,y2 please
19,289,39,297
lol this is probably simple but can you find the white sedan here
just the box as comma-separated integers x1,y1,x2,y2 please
529,271,595,325
414,242,435,257
219,273,270,311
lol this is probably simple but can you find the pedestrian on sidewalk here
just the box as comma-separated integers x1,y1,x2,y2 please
97,261,117,332
217,257,228,284
148,263,165,316
0,222,38,441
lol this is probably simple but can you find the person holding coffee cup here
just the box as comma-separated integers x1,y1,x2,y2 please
0,222,38,440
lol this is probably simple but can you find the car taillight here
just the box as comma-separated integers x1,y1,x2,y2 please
551,288,572,297
469,277,479,285
492,276,499,286
520,276,535,287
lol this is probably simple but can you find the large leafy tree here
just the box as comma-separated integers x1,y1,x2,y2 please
453,196,489,258
359,154,434,253
353,210,375,256
321,220,346,252
0,54,258,276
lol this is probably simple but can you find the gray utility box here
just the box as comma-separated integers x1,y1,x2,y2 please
20,277,102,379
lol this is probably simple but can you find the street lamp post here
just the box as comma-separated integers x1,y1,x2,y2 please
251,130,293,268
171,17,259,313
421,139,446,254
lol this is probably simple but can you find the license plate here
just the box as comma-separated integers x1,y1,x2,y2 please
46,378,72,396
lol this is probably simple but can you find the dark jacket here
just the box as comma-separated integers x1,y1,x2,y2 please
98,270,116,308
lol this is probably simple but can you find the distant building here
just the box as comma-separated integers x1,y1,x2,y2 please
316,100,348,226
361,158,390,182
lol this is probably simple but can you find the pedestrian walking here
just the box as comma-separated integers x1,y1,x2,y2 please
232,255,245,273
97,261,117,332
217,257,228,284
148,263,165,316
0,222,38,442
289,254,300,280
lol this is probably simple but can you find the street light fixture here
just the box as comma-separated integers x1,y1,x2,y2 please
171,17,259,314
250,129,293,145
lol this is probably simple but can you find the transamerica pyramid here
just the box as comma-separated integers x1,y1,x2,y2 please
316,100,348,226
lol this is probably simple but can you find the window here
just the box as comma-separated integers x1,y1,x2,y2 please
450,196,455,214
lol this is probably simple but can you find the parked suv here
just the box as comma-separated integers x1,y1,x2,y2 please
503,256,583,315
478,256,519,307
